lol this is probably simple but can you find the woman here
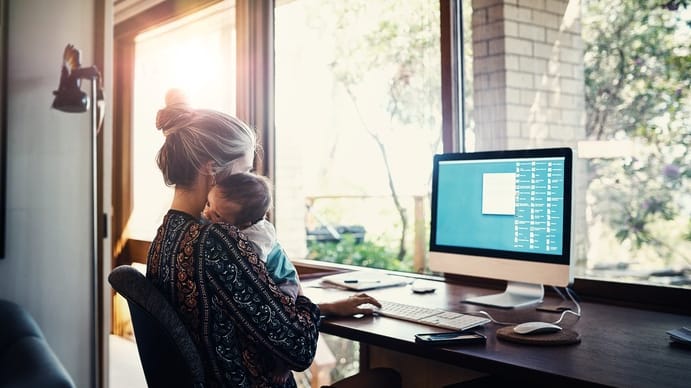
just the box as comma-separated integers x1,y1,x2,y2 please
146,90,399,388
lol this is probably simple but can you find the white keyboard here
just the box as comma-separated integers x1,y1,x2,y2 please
376,300,490,331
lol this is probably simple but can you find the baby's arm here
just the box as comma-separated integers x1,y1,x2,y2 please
265,242,301,301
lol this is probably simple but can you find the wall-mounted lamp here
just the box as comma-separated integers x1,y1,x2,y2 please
51,43,104,388
52,44,104,122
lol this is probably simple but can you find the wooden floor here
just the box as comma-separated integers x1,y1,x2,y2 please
109,335,147,388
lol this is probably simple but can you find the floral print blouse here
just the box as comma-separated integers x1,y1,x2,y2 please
146,210,320,387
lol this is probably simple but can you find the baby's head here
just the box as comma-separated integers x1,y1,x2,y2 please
204,172,272,227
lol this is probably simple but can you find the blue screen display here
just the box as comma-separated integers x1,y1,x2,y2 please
435,157,566,256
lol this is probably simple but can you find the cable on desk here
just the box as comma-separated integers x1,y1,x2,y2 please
467,286,582,326
552,285,567,300
551,287,582,324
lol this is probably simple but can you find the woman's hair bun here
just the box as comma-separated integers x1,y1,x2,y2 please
157,88,192,132
165,88,190,108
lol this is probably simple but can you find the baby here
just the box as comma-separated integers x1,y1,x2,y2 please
203,171,300,301
202,172,300,385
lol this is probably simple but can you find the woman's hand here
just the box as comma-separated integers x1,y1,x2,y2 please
318,293,382,317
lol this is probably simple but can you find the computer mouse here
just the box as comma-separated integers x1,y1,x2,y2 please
513,321,562,335
411,282,436,294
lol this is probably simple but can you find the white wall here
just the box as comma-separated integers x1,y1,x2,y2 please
0,1,103,387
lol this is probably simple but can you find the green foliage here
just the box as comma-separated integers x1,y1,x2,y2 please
583,0,691,265
583,0,690,140
307,235,413,272
659,0,690,10
588,149,685,255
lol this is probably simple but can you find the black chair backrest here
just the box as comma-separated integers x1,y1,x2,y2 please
108,265,206,388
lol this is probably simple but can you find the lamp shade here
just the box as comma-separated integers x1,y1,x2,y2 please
51,44,92,113
52,85,89,113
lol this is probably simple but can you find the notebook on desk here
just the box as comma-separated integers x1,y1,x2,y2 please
320,271,409,291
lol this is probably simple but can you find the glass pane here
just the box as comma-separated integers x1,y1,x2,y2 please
130,2,236,240
580,1,691,287
464,0,690,288
275,0,691,291
275,0,442,274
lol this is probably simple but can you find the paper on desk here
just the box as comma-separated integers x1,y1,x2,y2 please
320,271,409,291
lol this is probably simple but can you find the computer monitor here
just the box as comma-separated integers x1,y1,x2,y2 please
429,147,573,308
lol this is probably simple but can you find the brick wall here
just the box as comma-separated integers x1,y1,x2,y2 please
472,0,584,150
472,0,587,264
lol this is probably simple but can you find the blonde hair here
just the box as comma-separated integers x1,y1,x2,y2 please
155,89,257,187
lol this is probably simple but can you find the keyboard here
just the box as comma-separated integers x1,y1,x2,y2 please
376,300,490,331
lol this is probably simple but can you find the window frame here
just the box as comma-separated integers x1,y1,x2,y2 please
111,0,691,315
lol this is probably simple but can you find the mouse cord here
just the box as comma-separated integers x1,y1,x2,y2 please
551,285,567,300
469,310,518,326
467,286,582,326
551,286,582,325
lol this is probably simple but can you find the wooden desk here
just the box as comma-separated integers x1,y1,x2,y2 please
303,276,691,388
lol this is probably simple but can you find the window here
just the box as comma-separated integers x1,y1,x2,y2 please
578,0,690,287
128,2,237,240
274,0,691,291
112,1,690,384
114,0,690,301
275,0,441,273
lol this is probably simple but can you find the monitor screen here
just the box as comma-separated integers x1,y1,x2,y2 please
429,148,573,308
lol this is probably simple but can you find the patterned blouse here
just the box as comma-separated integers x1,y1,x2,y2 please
146,210,321,387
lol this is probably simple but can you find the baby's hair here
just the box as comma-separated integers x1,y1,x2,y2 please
155,89,257,188
215,172,273,226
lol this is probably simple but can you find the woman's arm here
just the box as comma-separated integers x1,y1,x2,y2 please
267,245,381,317
266,245,381,317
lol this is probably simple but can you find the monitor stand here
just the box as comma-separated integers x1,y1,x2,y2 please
464,281,544,309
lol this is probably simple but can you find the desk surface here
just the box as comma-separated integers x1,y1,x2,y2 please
304,276,691,388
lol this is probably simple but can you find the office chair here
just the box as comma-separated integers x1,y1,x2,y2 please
108,265,206,388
